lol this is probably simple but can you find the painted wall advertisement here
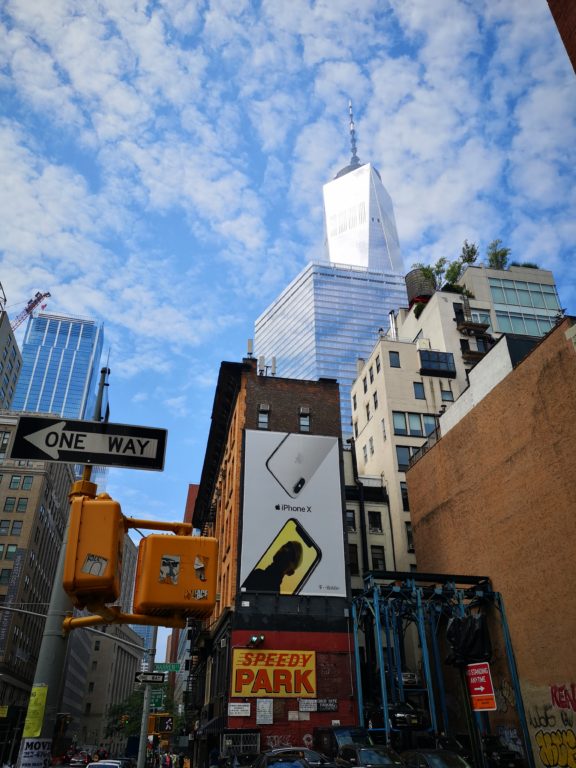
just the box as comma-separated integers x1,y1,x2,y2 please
232,649,317,698
240,430,346,597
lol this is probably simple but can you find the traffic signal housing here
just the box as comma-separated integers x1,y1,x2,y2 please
63,493,125,608
133,535,218,618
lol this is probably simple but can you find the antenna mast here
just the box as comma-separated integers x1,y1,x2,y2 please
348,100,361,169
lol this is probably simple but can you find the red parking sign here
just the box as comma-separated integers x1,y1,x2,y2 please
466,662,497,711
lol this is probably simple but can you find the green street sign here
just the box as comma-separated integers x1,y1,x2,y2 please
151,693,164,708
154,663,181,672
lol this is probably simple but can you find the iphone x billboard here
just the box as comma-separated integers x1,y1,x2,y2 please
240,430,346,597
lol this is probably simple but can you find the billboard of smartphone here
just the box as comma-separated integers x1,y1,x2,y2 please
240,430,346,597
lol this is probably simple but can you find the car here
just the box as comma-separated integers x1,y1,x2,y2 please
251,753,313,768
335,744,404,767
481,736,525,768
313,727,373,759
253,750,337,768
86,762,129,768
388,702,424,729
401,749,473,768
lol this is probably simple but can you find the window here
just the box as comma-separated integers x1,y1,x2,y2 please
389,351,400,368
9,475,21,489
419,349,456,377
400,482,410,512
373,391,378,410
353,394,357,411
11,521,22,536
369,366,374,383
22,476,33,490
381,419,386,440
441,388,454,402
365,403,371,421
393,411,437,437
406,522,415,552
348,544,359,575
5,545,17,560
0,544,3,558
91,661,97,671
354,421,358,438
299,407,310,433
375,355,381,373
0,569,11,585
94,640,101,651
368,510,382,533
363,377,368,393
16,498,28,513
345,509,356,531
3,497,15,512
413,382,425,399
84,703,91,715
0,520,9,536
396,445,418,471
371,545,386,571
257,403,269,430
362,444,368,462
369,437,374,455
88,682,94,693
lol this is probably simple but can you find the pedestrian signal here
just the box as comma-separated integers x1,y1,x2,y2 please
132,535,218,618
63,494,125,608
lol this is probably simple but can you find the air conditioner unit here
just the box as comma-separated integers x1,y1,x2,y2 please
416,338,431,350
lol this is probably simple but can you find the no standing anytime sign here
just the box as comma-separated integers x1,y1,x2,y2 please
465,661,497,711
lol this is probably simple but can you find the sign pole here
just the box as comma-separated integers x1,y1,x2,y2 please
15,368,110,768
137,625,158,768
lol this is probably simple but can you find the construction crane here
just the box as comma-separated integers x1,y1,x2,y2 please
11,291,51,331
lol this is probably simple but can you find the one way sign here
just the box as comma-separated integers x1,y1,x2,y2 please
10,415,167,471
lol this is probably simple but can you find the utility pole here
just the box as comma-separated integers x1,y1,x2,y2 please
16,368,111,768
137,625,158,768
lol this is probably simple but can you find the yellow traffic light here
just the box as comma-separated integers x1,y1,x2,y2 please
63,493,125,609
133,535,218,618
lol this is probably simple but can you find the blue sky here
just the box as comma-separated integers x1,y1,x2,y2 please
1,0,575,651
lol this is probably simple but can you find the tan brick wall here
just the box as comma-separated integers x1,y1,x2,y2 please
407,320,576,764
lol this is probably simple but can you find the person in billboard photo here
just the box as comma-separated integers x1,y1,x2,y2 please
242,539,303,592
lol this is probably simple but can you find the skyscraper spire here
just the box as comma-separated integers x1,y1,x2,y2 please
348,100,361,168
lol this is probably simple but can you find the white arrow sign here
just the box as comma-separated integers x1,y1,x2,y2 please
24,420,159,460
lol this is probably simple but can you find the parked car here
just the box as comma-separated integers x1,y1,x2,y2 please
251,752,312,768
313,727,374,759
253,749,336,768
335,744,404,767
388,702,424,729
481,736,525,768
401,749,473,768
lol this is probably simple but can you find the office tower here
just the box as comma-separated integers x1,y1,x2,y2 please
255,106,407,435
323,103,403,272
0,296,22,411
0,414,75,764
12,313,104,419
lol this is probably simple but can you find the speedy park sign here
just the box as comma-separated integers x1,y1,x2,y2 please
232,649,316,698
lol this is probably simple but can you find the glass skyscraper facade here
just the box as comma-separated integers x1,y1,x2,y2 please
12,313,104,419
255,124,407,435
255,261,407,434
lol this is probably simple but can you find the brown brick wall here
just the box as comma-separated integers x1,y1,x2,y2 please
548,0,576,73
244,373,341,436
406,320,576,761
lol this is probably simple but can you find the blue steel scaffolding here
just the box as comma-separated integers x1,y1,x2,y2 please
351,571,535,768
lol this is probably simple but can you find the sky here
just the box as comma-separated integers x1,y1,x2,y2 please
1,1,576,652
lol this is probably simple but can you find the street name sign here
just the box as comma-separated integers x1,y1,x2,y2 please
135,671,166,684
465,662,497,711
155,662,181,672
10,415,167,471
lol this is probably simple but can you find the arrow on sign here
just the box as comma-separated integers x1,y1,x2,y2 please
25,421,159,460
135,672,165,684
10,415,167,471
473,685,485,693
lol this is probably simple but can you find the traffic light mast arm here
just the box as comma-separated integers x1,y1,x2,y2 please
125,518,192,536
63,607,187,632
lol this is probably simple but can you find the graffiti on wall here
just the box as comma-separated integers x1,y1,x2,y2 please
496,679,517,714
528,683,576,768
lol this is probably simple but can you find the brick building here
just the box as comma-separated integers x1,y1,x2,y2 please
406,318,576,765
189,357,357,763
